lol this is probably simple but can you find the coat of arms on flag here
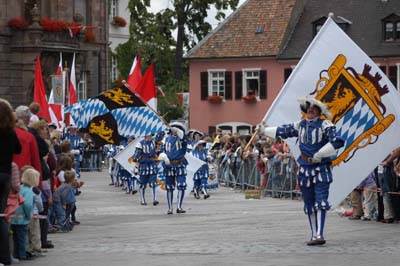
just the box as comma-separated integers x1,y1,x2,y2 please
312,54,395,166
263,16,400,207
65,85,167,146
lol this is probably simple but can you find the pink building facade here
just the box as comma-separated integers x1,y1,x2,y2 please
189,58,296,134
186,0,400,135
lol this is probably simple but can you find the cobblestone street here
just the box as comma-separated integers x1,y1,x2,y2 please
26,171,400,266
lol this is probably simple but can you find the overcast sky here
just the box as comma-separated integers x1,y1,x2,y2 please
149,0,247,30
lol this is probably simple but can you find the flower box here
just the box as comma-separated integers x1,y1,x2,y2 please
111,16,127,27
242,94,257,104
85,30,95,42
8,17,30,30
207,95,223,104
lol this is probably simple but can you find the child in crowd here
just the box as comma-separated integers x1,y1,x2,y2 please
52,171,77,232
11,168,40,261
56,155,74,185
28,185,44,256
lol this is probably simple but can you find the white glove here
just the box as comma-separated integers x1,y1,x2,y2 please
170,127,184,139
263,127,277,139
71,149,80,155
256,124,265,133
158,152,170,165
312,143,336,162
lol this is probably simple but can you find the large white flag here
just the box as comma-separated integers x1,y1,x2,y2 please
113,138,206,192
263,16,400,208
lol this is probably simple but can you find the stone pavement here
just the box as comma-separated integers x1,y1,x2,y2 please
26,170,400,266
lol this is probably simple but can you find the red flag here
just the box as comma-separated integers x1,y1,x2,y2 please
135,64,157,110
33,55,51,121
126,55,142,91
69,53,77,105
56,52,62,75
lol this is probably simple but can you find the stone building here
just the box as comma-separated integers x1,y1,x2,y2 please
0,0,109,108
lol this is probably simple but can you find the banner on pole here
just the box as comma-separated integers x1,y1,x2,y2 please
263,16,400,208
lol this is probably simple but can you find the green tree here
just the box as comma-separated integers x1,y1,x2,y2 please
171,0,239,80
126,0,239,81
117,0,238,120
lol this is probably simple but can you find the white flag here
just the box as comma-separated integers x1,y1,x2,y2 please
263,17,400,208
114,138,205,192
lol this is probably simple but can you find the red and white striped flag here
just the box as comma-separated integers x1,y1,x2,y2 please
126,55,142,91
69,53,77,105
48,52,64,129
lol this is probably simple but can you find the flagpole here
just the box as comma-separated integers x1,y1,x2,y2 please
122,81,170,129
244,128,259,151
64,61,70,128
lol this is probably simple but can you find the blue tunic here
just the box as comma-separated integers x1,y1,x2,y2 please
276,118,344,212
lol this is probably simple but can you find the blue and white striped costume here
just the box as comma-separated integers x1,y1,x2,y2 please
63,132,84,178
191,146,210,198
160,129,188,213
275,119,344,212
133,138,158,188
272,117,344,243
162,134,188,191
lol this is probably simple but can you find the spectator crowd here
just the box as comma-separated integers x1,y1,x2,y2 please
1,99,399,265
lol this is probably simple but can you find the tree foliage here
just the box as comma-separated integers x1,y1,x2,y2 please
115,0,239,120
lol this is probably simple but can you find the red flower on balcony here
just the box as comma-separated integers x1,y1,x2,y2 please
85,30,95,42
242,94,257,103
207,95,223,104
7,17,30,30
112,16,127,27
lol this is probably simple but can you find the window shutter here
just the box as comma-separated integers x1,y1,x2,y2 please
259,70,267,99
208,126,216,136
284,68,293,82
235,71,242,100
225,71,232,100
200,72,208,100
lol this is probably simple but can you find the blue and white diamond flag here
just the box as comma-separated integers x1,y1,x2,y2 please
263,17,400,208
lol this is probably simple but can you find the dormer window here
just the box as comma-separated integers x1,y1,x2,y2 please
312,15,351,37
382,13,400,41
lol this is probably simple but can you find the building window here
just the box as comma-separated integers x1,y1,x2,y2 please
111,55,118,82
243,70,260,96
74,0,87,24
388,65,399,90
385,22,394,40
284,68,293,82
397,22,400,39
77,71,87,101
255,24,264,34
111,0,118,17
382,14,400,41
209,71,225,97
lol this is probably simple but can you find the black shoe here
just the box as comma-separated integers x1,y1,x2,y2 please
176,208,186,214
167,209,173,215
141,202,147,206
153,200,159,206
381,218,395,224
109,183,115,186
132,190,138,195
307,236,326,246
42,243,54,249
204,194,210,199
72,220,80,225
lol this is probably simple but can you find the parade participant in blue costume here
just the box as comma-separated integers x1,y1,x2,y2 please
158,122,188,214
106,144,117,185
191,140,210,199
257,96,344,246
187,129,204,152
63,124,84,178
133,133,163,206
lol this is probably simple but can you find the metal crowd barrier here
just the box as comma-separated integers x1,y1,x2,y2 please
217,154,301,199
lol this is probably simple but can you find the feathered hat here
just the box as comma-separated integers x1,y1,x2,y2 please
298,96,331,118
